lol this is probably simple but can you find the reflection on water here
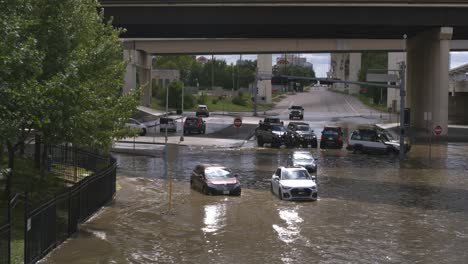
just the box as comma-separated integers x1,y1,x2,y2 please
202,203,227,234
272,207,309,246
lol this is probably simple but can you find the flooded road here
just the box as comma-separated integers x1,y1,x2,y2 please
42,144,468,263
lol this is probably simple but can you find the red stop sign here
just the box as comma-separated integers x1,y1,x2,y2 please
434,125,442,135
234,118,242,128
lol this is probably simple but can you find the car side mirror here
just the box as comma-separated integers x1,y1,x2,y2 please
273,175,280,180
312,176,317,181
234,173,239,178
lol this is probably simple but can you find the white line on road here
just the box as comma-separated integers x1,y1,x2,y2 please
344,98,358,114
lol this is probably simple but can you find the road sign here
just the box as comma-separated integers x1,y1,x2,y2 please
434,125,442,135
234,117,242,128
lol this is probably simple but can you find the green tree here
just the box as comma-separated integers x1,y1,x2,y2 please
160,81,195,109
0,0,43,170
0,0,139,173
153,55,200,86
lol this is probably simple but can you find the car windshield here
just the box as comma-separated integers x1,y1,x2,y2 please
323,130,338,135
186,119,198,124
205,168,232,178
297,125,310,131
293,153,313,161
267,118,280,123
291,106,302,109
271,126,286,132
282,170,311,180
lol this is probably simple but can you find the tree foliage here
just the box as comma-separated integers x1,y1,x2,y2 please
159,81,195,109
0,0,139,170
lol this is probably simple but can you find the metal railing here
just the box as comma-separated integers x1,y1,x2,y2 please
1,146,116,264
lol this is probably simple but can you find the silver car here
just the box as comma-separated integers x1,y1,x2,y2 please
271,166,318,201
125,118,147,136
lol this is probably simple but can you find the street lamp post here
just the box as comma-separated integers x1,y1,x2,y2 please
180,84,184,141
165,83,169,144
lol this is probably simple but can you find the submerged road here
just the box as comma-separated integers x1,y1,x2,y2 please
42,143,468,263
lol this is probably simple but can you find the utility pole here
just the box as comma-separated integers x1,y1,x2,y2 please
211,54,214,90
165,83,169,144
253,67,258,117
180,83,184,142
398,34,408,160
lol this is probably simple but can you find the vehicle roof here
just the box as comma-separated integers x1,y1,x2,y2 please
288,122,309,126
265,116,280,119
278,166,308,171
324,125,341,128
198,164,226,169
186,116,202,119
198,105,208,107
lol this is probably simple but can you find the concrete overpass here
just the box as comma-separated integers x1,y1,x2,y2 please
101,0,468,137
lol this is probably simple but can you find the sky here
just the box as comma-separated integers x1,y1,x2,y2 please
202,52,468,77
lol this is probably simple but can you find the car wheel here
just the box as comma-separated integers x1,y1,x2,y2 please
140,128,147,136
257,137,264,147
278,188,283,200
202,186,210,195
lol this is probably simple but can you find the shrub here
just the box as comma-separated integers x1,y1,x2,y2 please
232,95,247,106
212,98,218,105
197,93,208,104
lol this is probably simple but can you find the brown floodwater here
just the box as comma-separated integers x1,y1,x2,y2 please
40,143,468,263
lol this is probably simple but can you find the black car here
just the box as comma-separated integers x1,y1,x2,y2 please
183,116,206,134
259,116,282,126
320,126,344,149
287,122,318,148
256,123,296,148
190,164,241,196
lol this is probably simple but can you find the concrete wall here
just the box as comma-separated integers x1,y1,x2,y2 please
330,53,361,94
123,48,152,106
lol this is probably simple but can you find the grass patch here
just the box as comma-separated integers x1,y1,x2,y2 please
152,93,275,113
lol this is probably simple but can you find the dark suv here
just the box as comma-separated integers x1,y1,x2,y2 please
259,117,282,126
190,164,241,196
287,122,318,148
320,126,344,149
256,123,295,148
183,117,206,134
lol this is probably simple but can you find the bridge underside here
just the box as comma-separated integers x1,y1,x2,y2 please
102,5,468,39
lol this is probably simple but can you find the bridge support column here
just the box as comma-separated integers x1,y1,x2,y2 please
257,54,272,103
123,41,152,106
407,27,452,139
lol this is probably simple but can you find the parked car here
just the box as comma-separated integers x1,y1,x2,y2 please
159,117,177,133
271,166,318,201
346,128,411,154
320,126,344,149
287,151,317,173
287,122,318,148
183,116,206,134
125,118,147,136
190,164,241,196
259,116,282,126
288,105,304,120
196,105,210,117
256,122,295,148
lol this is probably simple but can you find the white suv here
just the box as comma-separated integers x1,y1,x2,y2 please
271,167,318,201
346,128,411,154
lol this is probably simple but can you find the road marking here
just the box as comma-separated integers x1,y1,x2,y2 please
344,98,358,114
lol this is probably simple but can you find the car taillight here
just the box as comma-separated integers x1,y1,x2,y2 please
183,122,185,126
196,121,201,127
320,136,324,141
338,137,342,142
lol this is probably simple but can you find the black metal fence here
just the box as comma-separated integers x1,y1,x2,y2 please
1,147,116,264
